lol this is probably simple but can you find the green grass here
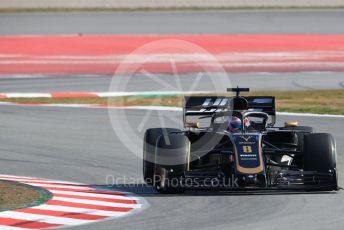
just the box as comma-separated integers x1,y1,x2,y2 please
0,89,343,115
0,180,52,211
242,89,344,115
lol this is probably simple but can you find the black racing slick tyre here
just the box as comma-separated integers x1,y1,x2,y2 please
143,128,181,185
304,133,338,190
154,134,189,194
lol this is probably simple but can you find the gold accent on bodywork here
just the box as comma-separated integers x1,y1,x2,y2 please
186,122,200,129
187,141,191,171
284,121,299,127
243,145,253,153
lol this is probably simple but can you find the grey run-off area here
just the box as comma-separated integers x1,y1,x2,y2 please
1,0,344,10
0,72,343,92
1,10,344,34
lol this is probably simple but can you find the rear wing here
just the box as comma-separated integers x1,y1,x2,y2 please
183,96,229,116
245,96,275,116
183,96,229,128
245,96,276,125
183,96,276,127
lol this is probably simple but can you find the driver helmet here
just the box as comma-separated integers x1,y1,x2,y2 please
228,116,241,132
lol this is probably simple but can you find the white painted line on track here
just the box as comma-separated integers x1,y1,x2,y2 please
0,226,34,230
30,205,129,217
0,176,84,185
51,197,142,208
3,93,52,98
0,174,44,180
25,183,94,190
0,211,92,226
108,105,344,118
0,91,209,98
49,190,139,200
0,102,343,118
276,111,344,118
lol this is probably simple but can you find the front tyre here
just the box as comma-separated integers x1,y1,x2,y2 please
154,133,189,194
143,128,181,185
304,133,338,190
155,166,186,194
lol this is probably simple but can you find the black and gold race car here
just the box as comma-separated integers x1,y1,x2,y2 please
143,87,338,193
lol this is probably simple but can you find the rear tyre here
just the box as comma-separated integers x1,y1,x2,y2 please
154,134,189,194
143,128,181,185
304,133,338,190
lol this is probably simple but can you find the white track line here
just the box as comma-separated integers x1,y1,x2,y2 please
30,205,129,217
276,111,344,118
25,183,93,190
0,91,209,98
0,174,42,180
0,177,84,185
49,190,139,200
0,102,342,118
51,197,141,208
0,226,34,230
1,51,344,63
0,212,92,226
3,93,52,98
116,106,344,118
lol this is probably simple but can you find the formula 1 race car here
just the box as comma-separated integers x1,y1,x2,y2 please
143,87,339,193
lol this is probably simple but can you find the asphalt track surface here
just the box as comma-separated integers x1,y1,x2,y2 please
0,72,344,92
0,105,343,230
1,10,344,35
